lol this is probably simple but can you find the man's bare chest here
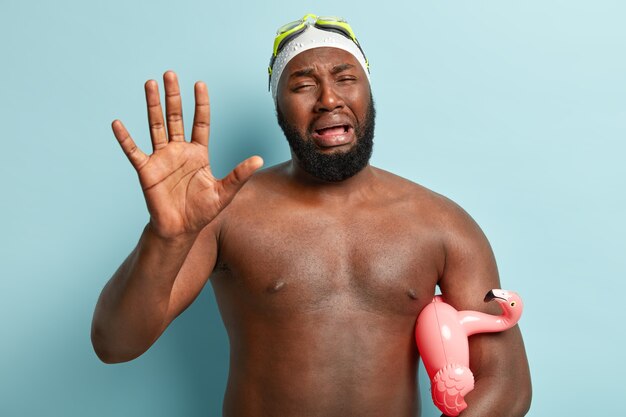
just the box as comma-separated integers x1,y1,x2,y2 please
213,206,442,317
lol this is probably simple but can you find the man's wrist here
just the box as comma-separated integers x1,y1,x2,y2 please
144,221,200,248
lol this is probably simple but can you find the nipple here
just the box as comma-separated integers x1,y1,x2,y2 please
267,281,287,294
407,289,418,300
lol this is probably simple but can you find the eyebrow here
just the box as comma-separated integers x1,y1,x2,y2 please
290,67,315,78
289,63,356,79
331,63,355,74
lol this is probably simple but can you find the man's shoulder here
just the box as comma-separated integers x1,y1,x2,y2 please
376,169,490,263
371,167,454,206
371,167,476,230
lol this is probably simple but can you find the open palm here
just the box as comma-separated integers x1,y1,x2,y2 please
112,71,263,239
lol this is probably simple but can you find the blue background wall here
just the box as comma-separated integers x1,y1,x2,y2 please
1,0,624,415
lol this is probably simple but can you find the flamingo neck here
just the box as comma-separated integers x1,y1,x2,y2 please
459,301,522,336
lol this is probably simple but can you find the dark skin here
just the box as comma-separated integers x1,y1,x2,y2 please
92,48,531,416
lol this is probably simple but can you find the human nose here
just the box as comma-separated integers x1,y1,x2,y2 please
314,82,344,113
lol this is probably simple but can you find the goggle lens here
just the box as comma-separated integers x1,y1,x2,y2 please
276,20,304,35
317,16,346,23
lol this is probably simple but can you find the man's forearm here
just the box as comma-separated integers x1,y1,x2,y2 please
91,223,199,363
455,374,531,417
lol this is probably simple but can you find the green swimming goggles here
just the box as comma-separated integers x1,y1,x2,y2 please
268,14,370,90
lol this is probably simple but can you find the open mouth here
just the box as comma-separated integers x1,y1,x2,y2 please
315,125,350,136
311,124,354,148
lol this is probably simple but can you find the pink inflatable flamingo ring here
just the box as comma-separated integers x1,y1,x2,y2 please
415,289,524,416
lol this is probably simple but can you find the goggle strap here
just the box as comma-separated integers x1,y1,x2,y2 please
274,25,307,56
313,25,355,43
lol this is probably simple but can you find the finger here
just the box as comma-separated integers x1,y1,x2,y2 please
163,71,185,142
144,80,167,151
191,81,210,147
219,156,264,202
111,120,149,170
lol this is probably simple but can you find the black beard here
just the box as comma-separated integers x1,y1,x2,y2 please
276,96,376,182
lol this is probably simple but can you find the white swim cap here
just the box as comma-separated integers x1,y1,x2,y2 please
269,25,370,102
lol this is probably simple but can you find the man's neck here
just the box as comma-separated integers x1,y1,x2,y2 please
286,159,378,203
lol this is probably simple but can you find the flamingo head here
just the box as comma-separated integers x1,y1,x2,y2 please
484,289,524,322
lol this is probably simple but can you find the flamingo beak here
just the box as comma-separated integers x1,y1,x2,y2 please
484,290,507,302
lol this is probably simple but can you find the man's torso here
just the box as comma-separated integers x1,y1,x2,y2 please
208,163,452,417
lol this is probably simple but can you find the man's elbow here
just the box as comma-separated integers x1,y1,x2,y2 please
90,324,141,364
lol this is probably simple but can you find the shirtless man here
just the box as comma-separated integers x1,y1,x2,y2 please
91,15,531,417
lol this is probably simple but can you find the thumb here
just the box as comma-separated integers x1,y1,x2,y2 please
218,155,264,202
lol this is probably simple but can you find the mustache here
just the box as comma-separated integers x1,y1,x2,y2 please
276,95,376,139
276,95,376,182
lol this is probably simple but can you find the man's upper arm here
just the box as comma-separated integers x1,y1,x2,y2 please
438,202,500,310
437,200,532,414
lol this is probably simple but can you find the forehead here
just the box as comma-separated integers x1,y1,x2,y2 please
281,47,363,78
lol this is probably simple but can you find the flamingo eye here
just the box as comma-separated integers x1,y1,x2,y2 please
510,301,516,307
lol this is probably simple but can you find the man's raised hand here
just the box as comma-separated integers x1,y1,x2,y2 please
111,71,263,240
